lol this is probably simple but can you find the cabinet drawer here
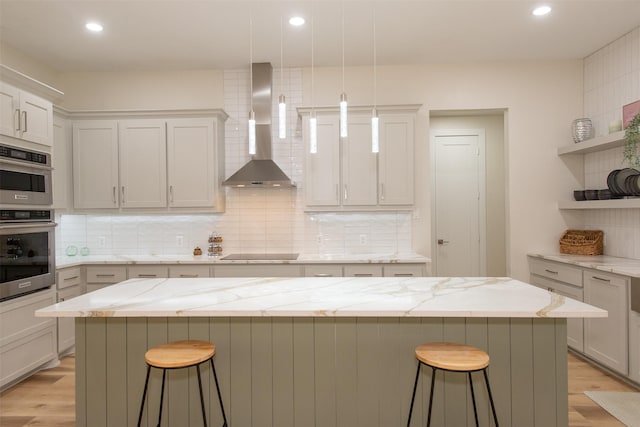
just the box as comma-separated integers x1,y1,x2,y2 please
0,289,56,348
383,265,425,277
529,275,583,301
86,266,127,284
529,257,582,287
213,265,302,277
0,326,57,391
128,266,168,279
57,267,82,290
169,265,210,278
344,265,383,277
583,269,628,288
304,265,343,277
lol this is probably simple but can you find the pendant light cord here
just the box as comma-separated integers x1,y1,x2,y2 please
373,5,376,108
311,3,314,112
280,17,284,90
249,16,253,111
341,1,345,93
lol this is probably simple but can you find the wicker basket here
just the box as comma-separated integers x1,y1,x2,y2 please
559,230,603,255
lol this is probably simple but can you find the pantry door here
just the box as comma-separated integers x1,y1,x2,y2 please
431,129,486,276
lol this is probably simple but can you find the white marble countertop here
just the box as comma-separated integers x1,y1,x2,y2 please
36,276,606,319
55,253,430,268
528,254,640,278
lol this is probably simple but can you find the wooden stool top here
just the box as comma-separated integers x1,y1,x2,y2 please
415,342,490,371
145,340,216,369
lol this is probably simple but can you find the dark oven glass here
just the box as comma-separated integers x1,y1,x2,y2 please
0,169,47,193
1,231,50,284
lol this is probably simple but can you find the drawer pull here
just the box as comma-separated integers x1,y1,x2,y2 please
394,273,414,277
63,276,79,281
137,274,157,278
592,276,611,283
544,269,559,274
179,274,199,278
314,273,333,277
354,273,374,277
96,274,115,277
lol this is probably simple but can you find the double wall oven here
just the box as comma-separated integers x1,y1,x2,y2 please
0,143,55,302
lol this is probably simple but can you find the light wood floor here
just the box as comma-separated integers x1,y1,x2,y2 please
0,352,637,426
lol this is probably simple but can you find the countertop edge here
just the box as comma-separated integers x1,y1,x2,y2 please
527,253,640,278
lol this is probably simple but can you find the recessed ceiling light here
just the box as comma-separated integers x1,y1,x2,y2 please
85,22,103,32
289,16,305,26
532,5,552,16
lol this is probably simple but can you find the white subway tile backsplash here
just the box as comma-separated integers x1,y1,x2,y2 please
583,26,640,259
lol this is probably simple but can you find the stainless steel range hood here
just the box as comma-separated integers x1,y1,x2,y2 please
223,63,295,187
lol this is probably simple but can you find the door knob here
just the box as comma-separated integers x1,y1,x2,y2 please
437,239,450,245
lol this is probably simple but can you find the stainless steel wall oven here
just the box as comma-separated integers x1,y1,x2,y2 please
0,209,55,301
0,144,52,206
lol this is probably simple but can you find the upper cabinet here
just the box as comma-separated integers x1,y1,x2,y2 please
71,112,226,212
300,105,418,210
0,81,53,147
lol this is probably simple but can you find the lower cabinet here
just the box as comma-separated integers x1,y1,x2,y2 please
629,309,640,383
344,265,383,277
213,264,302,277
383,264,426,277
304,265,343,277
85,266,127,293
169,265,211,278
0,289,57,391
127,265,168,279
584,270,629,375
57,285,81,355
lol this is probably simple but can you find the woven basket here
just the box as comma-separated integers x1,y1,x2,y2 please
559,230,603,255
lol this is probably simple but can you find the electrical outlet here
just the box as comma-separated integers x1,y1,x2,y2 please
98,236,106,247
176,235,184,247
359,234,367,245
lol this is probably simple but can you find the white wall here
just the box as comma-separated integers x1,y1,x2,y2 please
582,26,640,259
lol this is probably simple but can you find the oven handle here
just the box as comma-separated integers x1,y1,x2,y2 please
0,222,57,230
0,158,53,171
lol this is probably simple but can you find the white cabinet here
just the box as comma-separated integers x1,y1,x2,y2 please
383,264,426,277
57,286,81,355
378,113,414,205
213,265,302,277
304,114,341,206
0,289,57,391
302,107,416,210
584,270,629,375
344,265,383,277
53,114,72,210
73,120,119,208
85,266,127,293
118,120,167,208
0,81,53,147
304,265,343,277
72,114,226,211
167,118,223,209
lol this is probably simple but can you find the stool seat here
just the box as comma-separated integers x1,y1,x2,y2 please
415,342,490,371
145,340,216,368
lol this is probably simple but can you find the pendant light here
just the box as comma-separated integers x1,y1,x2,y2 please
339,1,348,138
371,5,379,153
310,6,318,154
248,16,256,155
278,17,287,139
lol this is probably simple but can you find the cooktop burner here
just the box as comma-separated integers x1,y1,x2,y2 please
220,253,299,261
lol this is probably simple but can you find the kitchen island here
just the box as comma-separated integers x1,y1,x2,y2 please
37,276,605,427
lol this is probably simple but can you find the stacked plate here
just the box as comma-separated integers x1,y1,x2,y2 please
607,168,640,197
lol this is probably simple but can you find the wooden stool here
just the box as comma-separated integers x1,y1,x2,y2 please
137,340,228,427
406,342,499,427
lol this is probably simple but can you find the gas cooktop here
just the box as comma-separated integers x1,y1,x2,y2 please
220,253,299,261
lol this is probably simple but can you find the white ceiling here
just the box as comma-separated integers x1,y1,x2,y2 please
1,0,639,73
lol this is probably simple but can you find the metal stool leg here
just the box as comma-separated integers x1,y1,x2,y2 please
426,367,436,427
137,365,151,427
156,369,167,427
483,369,499,427
406,362,422,427
210,358,228,427
468,372,479,427
197,364,208,427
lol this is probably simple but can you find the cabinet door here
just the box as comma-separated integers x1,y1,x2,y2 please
213,265,302,277
304,114,340,206
167,118,216,207
378,114,414,205
0,82,19,138
384,265,426,277
344,265,383,277
342,115,377,206
58,286,81,354
584,271,629,374
128,266,168,279
304,265,343,277
169,265,211,278
73,121,119,208
629,309,640,383
53,115,72,210
18,90,53,147
118,120,167,208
